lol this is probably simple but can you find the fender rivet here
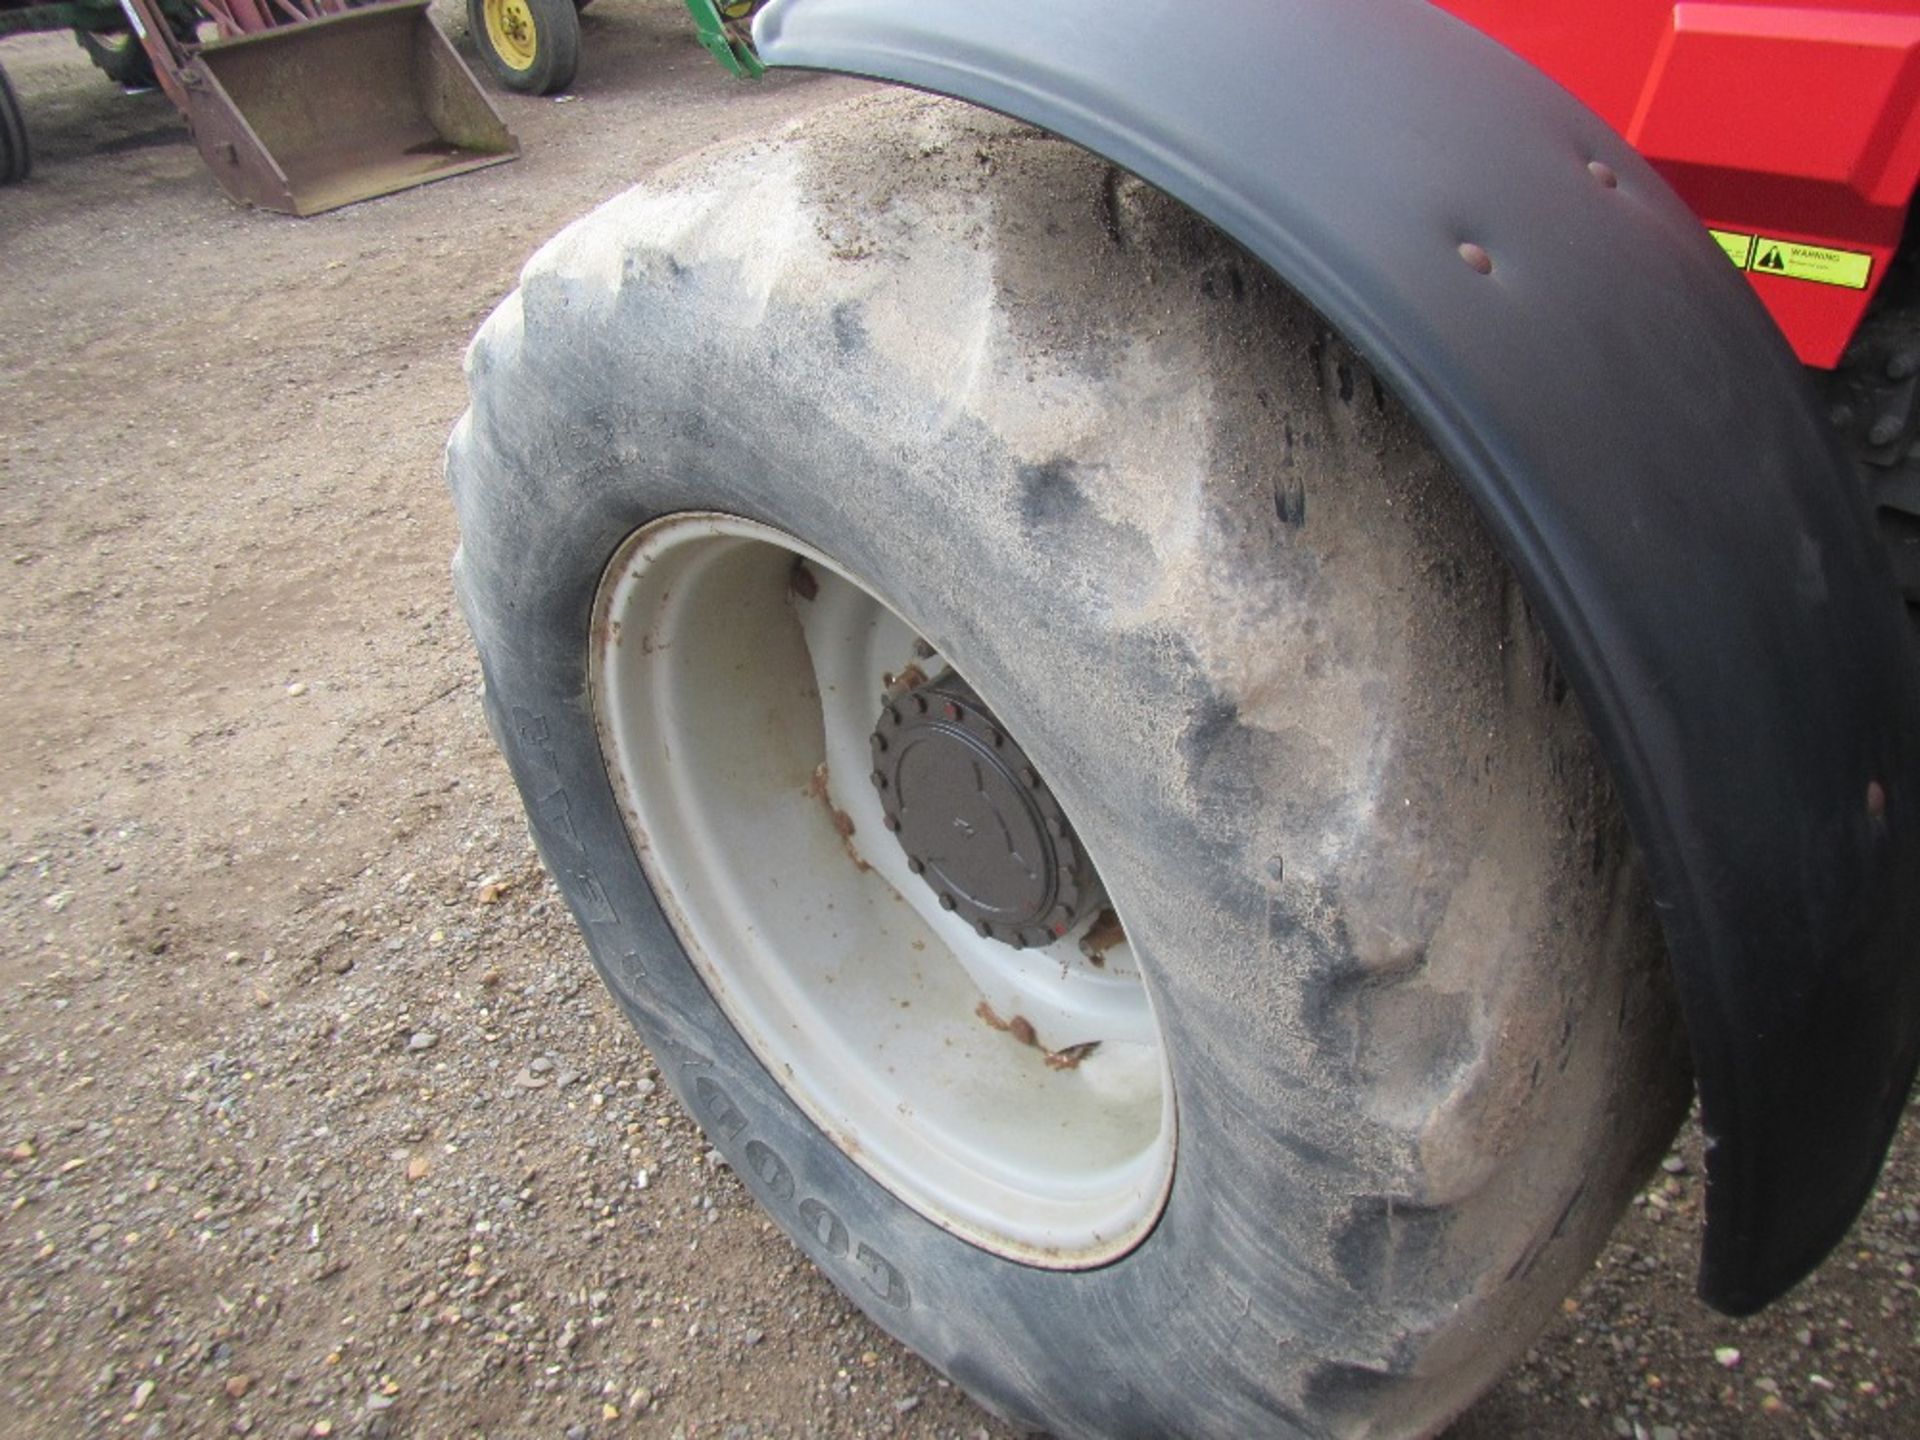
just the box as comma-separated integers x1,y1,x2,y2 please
1868,780,1887,819
1458,242,1494,275
907,856,925,874
938,893,958,912
1587,160,1619,189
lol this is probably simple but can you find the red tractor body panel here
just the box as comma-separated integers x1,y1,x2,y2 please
1436,0,1920,366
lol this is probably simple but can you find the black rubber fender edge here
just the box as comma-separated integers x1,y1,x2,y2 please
754,0,1920,1314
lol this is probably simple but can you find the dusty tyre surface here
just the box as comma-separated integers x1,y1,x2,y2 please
467,0,579,95
0,64,28,186
448,94,1691,1438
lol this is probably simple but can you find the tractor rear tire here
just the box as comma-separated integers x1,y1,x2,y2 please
468,0,579,95
0,65,28,186
447,93,1692,1438
1821,243,1920,644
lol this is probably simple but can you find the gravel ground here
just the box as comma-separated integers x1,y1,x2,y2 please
2,8,1917,1436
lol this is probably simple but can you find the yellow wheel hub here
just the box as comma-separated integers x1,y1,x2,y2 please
483,0,539,71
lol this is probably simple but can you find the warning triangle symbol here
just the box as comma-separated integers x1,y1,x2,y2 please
1757,247,1787,272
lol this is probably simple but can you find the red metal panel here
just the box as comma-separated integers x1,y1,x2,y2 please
1630,7,1918,201
1434,0,1920,367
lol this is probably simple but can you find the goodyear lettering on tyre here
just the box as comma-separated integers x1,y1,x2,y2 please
681,1069,912,1312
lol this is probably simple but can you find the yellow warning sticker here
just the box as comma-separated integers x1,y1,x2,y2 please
1748,237,1873,290
1710,229,1755,269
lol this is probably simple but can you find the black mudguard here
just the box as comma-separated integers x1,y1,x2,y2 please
755,0,1920,1313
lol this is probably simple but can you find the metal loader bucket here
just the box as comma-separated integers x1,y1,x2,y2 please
182,0,518,216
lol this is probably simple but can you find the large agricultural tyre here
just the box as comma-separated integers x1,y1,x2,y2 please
0,64,28,185
467,0,579,95
448,94,1692,1438
1822,243,1920,645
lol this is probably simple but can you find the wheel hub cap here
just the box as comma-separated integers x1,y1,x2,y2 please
872,675,1103,949
484,0,538,70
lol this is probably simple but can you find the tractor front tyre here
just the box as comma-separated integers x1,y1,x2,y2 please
0,65,28,185
75,29,157,90
447,94,1692,1438
468,0,579,95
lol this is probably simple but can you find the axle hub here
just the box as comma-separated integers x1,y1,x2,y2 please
870,673,1102,949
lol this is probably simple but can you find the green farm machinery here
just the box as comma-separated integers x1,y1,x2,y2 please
0,0,518,211
0,0,768,211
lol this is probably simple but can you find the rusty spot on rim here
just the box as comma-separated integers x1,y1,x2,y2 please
1078,908,1126,967
1458,241,1494,275
807,762,869,872
975,1000,1100,1069
1044,1041,1101,1072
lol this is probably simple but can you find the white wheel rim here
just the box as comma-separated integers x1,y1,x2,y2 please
591,513,1175,1265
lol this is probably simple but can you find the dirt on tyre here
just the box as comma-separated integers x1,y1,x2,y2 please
447,93,1692,1438
0,64,28,185
468,0,578,95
